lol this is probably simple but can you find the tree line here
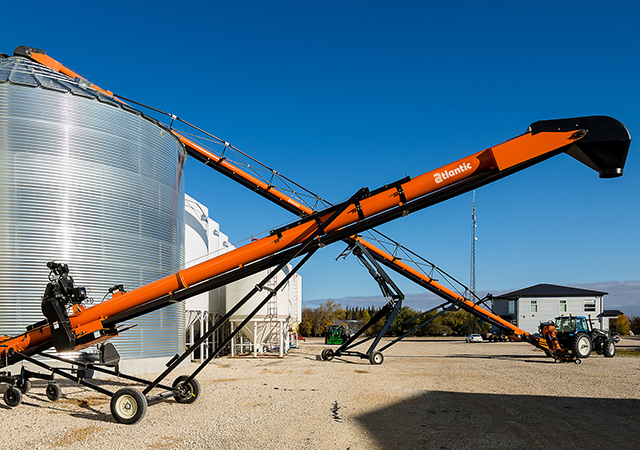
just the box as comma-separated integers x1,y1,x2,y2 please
299,300,490,338
299,301,640,338
612,315,640,335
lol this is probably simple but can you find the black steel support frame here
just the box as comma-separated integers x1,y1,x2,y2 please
10,351,180,401
144,248,316,395
347,301,459,354
141,187,363,394
0,248,316,408
329,241,405,361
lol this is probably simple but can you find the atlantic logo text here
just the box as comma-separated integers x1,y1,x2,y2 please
434,162,473,184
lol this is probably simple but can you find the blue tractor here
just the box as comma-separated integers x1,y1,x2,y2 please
542,315,617,362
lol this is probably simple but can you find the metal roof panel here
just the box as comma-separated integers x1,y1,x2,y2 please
495,283,608,299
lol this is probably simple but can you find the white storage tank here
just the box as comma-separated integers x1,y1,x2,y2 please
0,50,185,369
225,264,302,355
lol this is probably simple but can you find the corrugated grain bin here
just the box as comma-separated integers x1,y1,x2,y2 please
0,54,185,361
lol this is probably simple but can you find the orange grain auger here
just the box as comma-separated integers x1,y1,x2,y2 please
0,46,631,424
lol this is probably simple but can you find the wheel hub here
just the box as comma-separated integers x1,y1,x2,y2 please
116,395,137,419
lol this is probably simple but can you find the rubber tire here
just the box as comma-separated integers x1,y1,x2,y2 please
110,388,148,425
572,333,592,359
4,387,22,407
369,351,384,365
17,378,31,395
172,375,201,404
603,341,616,358
321,348,334,361
46,383,62,401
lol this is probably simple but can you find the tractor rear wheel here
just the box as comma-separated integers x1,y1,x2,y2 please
603,340,616,358
572,333,592,359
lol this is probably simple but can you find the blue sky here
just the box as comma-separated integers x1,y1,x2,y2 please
3,1,639,314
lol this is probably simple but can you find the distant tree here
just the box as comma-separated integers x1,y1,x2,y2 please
392,306,422,336
301,303,489,338
425,323,453,336
299,307,315,337
314,300,345,336
616,314,631,335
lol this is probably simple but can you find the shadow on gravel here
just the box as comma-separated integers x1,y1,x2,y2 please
446,353,553,364
0,377,171,422
355,391,640,450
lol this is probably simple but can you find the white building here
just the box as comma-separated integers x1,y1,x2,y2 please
492,284,611,334
184,194,302,359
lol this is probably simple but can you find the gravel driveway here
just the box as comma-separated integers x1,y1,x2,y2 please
1,337,639,450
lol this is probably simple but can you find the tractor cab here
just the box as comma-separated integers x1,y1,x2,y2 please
554,315,590,335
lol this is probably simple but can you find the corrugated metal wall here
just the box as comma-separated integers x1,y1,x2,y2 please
0,55,185,359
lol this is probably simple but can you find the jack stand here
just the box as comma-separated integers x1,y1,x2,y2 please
321,241,405,365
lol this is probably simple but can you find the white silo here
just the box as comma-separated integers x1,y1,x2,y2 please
184,194,235,360
225,265,302,357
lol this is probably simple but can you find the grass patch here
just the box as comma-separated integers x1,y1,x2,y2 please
616,348,640,357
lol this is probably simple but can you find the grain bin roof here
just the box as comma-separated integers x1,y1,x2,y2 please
0,53,170,131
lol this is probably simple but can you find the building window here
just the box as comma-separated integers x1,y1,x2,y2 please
584,299,596,312
530,300,538,313
559,300,567,313
508,301,515,315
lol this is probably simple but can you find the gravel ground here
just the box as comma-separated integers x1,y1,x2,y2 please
1,337,639,450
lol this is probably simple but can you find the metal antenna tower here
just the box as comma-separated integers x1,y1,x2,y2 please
470,191,477,299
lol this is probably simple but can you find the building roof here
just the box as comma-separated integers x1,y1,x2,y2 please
494,283,607,299
602,309,624,317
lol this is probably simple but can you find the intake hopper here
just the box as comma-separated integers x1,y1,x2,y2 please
529,116,631,178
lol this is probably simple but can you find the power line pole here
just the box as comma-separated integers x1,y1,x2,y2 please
470,191,477,300
470,191,478,334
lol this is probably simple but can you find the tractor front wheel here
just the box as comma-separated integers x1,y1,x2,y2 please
572,333,592,359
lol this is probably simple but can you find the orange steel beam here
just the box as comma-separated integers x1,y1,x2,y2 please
173,131,314,216
176,131,533,339
0,127,609,361
13,46,115,98
354,237,530,335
